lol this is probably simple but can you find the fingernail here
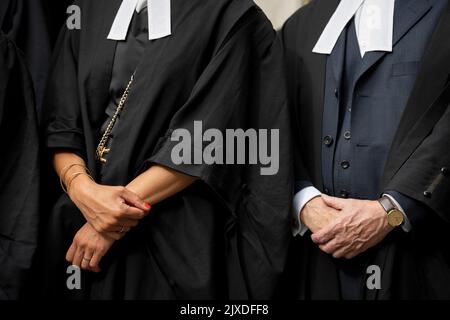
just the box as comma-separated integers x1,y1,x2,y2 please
145,203,151,209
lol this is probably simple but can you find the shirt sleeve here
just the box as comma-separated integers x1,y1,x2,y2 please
292,186,322,237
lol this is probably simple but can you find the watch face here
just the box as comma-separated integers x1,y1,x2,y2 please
388,210,404,227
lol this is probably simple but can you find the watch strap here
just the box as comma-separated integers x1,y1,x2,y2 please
378,195,396,213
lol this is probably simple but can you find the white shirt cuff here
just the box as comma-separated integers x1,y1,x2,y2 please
292,187,322,237
383,194,412,233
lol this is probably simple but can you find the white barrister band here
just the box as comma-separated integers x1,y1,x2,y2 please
107,0,172,41
313,0,395,57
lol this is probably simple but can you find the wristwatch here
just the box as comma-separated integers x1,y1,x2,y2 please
378,196,405,228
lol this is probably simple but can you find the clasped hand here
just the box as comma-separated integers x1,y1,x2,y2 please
301,195,393,259
65,175,151,272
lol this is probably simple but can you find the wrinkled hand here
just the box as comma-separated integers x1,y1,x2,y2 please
69,175,151,238
311,195,393,259
66,223,118,272
300,196,340,233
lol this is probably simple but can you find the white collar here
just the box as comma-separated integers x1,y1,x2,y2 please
313,0,395,57
107,0,172,41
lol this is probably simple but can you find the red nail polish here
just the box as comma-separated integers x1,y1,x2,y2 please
145,203,151,209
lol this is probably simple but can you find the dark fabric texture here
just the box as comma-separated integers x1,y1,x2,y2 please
40,0,293,300
0,0,51,115
42,0,75,46
280,0,450,300
0,31,40,300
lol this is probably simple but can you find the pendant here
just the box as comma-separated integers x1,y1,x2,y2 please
96,147,110,164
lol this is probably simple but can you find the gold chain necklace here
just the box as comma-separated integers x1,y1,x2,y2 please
96,72,136,164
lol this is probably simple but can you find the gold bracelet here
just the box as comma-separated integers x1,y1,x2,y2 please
66,171,94,194
60,163,86,179
60,163,86,192
60,164,92,193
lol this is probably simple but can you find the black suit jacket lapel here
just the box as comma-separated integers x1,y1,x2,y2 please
383,1,450,184
355,0,433,82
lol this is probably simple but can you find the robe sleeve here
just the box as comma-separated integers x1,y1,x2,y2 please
386,96,450,223
43,26,85,159
146,6,293,299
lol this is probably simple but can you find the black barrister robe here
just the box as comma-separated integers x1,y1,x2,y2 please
0,0,51,114
40,0,293,300
280,0,450,299
0,31,40,299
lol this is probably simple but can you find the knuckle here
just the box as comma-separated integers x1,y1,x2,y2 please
99,222,109,233
74,237,84,247
322,246,332,254
93,224,101,233
109,233,119,240
327,246,335,254
334,222,344,232
129,211,139,219
137,211,145,219
107,220,117,229
128,211,138,219
110,215,120,224
73,235,81,244
113,209,124,219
